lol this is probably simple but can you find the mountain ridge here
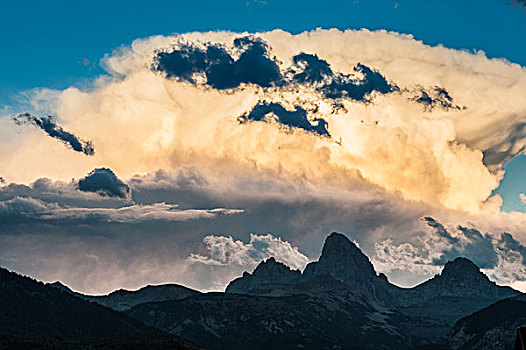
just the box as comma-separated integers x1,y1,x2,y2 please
226,232,518,308
3,231,523,350
0,267,198,349
49,281,201,311
122,232,522,349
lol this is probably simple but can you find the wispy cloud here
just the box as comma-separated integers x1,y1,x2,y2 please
42,203,244,223
0,196,243,223
12,113,94,155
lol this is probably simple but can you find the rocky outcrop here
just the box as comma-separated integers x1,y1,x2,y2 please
302,232,377,285
301,232,397,303
398,257,518,307
226,257,301,294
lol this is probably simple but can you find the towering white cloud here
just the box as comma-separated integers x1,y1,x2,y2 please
2,29,525,213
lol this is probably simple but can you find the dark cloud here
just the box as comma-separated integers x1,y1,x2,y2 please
0,167,428,293
327,63,395,100
423,216,458,244
0,174,243,226
0,178,128,212
12,113,95,156
457,226,499,269
1,167,524,293
0,199,242,224
226,52,395,136
239,102,330,136
411,86,463,111
78,168,130,199
290,53,396,101
290,52,333,84
155,36,282,90
425,217,498,269
482,122,526,171
155,38,396,102
0,197,59,218
498,232,526,265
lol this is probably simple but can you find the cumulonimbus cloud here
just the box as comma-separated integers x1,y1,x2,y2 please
3,29,525,214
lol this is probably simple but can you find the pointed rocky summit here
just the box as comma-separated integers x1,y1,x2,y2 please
302,232,377,285
402,257,518,302
226,257,302,293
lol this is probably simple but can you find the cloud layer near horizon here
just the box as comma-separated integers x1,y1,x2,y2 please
0,167,525,294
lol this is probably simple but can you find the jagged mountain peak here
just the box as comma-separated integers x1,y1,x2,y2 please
225,232,521,309
253,257,296,273
402,256,519,302
227,232,388,298
254,256,279,269
323,232,359,251
226,257,301,293
321,232,370,262
441,257,483,279
304,232,377,283
431,256,494,289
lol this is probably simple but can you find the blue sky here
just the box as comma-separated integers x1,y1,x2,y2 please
1,0,525,211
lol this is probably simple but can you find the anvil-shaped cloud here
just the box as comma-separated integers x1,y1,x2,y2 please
3,30,525,213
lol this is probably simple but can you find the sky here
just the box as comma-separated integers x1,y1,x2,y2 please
0,0,525,294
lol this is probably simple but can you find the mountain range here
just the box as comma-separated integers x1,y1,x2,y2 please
227,233,517,323
2,232,523,349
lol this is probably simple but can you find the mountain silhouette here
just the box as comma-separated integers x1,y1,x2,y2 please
3,232,522,350
50,282,201,311
0,267,198,349
226,257,302,293
226,232,517,311
126,232,521,349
